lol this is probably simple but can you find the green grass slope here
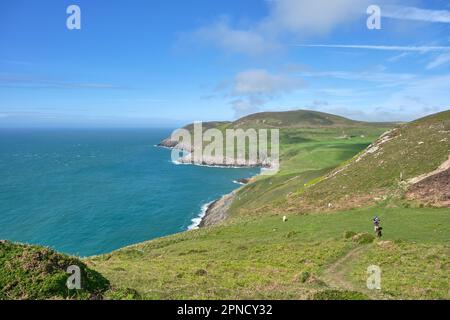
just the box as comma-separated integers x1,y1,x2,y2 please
85,110,449,300
87,206,449,299
173,109,394,132
230,109,383,129
228,125,391,217
231,110,449,217
167,109,392,215
0,241,109,299
280,110,450,212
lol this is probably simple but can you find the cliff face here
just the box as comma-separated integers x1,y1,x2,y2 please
158,138,181,149
158,138,273,168
199,191,238,227
158,138,193,152
175,154,268,168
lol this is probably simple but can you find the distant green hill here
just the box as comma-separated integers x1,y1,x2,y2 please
230,109,379,129
158,109,393,170
181,121,231,131
166,109,393,133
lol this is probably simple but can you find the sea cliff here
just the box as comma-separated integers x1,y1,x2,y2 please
198,190,239,227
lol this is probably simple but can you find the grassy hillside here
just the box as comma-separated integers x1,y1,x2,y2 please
229,127,388,215
84,110,449,300
229,110,450,217
182,121,231,131
162,109,392,212
162,110,392,148
282,110,450,212
87,206,449,299
3,110,448,300
230,109,380,129
180,110,376,131
0,241,109,299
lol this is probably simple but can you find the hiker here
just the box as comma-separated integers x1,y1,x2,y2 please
375,225,383,238
373,216,382,238
373,216,380,231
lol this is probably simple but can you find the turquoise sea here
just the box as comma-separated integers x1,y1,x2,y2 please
0,129,258,256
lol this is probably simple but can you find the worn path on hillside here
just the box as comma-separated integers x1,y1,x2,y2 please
321,245,393,300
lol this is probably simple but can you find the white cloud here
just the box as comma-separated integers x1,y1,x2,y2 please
187,0,370,56
0,60,31,66
0,73,123,89
233,69,302,96
262,0,369,36
191,18,279,56
384,5,450,23
186,2,450,58
388,52,411,62
357,74,450,120
296,44,450,70
217,69,304,117
301,70,417,88
426,53,450,69
231,98,262,117
294,44,450,52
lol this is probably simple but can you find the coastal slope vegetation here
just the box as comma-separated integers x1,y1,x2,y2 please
87,206,449,299
231,110,450,217
0,241,109,299
3,109,449,300
86,110,449,300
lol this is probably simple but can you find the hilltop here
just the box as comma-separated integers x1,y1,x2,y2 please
159,109,390,145
230,109,381,129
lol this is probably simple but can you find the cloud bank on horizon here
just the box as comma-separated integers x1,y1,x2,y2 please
0,0,449,126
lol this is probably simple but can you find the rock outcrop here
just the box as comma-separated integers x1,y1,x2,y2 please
198,191,238,227
158,139,274,168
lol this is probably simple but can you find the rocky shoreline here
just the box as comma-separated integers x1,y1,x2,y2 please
157,140,259,228
198,190,239,227
157,139,272,168
158,138,192,151
235,178,250,184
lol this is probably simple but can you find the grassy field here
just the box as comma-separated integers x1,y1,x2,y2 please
87,205,449,299
348,242,449,299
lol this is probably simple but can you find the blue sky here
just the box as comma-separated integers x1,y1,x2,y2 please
0,0,449,127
